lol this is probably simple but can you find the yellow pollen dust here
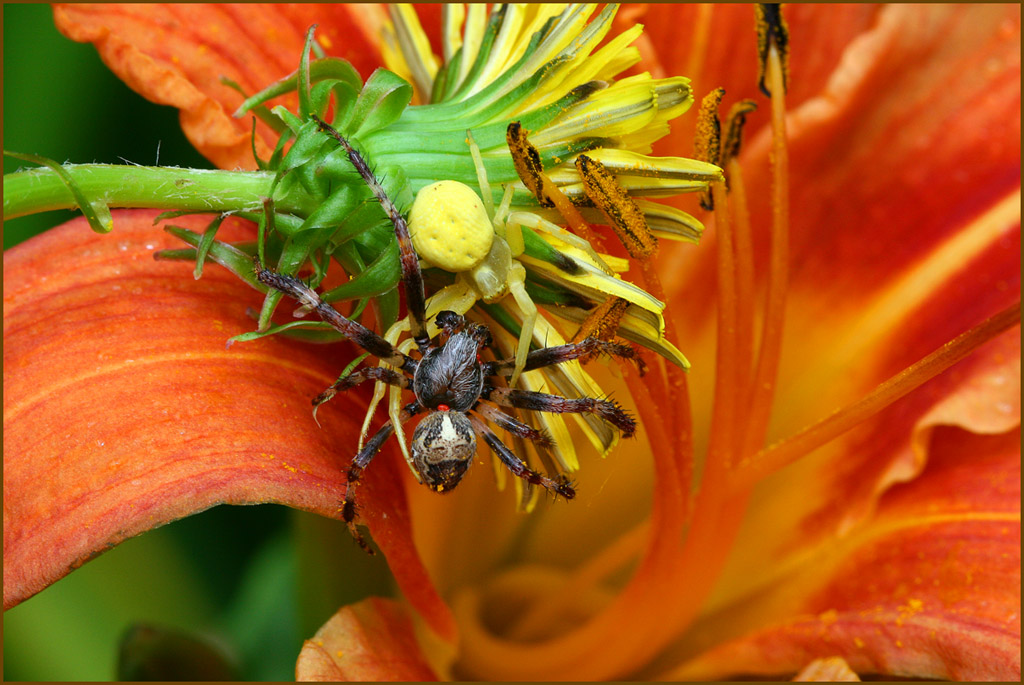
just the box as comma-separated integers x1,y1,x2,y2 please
409,180,494,272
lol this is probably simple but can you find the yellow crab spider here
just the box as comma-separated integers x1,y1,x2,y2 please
406,130,540,389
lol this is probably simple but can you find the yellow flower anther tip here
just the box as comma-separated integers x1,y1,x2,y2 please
409,180,495,272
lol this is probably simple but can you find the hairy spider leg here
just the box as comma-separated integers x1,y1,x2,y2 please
313,366,409,411
483,336,644,377
342,400,423,553
483,386,637,438
467,414,575,499
255,268,416,374
473,403,554,448
310,114,431,353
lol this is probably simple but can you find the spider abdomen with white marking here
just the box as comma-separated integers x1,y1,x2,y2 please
410,411,477,493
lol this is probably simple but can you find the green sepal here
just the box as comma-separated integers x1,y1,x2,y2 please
4,151,113,233
273,232,318,282
257,289,285,333
227,319,340,345
275,120,332,201
236,210,304,235
152,209,222,224
220,75,286,135
149,247,199,261
315,146,365,186
309,80,338,120
351,220,398,264
275,327,348,343
233,59,362,119
347,68,413,137
294,184,359,244
155,239,285,265
320,237,400,304
329,81,359,130
297,25,317,118
371,285,400,332
267,126,292,170
250,119,270,170
329,239,366,276
193,213,227,279
253,199,269,265
161,226,262,290
271,105,306,137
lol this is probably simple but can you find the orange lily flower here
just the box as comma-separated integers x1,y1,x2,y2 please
4,4,1019,681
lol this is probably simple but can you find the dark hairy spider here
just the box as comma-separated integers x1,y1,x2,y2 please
255,115,639,551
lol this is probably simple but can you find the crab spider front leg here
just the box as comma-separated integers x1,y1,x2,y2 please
505,262,537,387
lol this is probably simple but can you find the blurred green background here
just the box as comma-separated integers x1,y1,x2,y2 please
3,5,392,680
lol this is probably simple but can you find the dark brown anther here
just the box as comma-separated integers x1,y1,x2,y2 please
694,87,726,210
721,99,759,176
575,154,658,261
756,4,789,97
507,121,554,207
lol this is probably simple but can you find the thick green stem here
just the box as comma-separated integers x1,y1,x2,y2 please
3,164,318,220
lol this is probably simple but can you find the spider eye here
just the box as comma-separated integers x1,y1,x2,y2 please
411,412,477,493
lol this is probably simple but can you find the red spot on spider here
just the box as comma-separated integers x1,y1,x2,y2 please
438,404,450,412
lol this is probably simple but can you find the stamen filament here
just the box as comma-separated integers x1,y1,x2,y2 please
708,180,741,465
742,43,790,458
737,301,1021,489
727,158,757,405
684,4,714,85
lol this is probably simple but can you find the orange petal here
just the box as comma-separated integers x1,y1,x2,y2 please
704,323,1018,623
655,2,1019,600
295,597,439,681
52,4,390,169
665,4,1020,337
3,211,454,642
667,426,1020,681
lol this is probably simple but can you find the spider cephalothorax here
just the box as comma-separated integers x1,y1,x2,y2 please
256,116,639,551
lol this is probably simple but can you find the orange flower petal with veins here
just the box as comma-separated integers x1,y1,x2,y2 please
295,597,439,681
52,4,392,169
665,426,1020,681
2,210,454,642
